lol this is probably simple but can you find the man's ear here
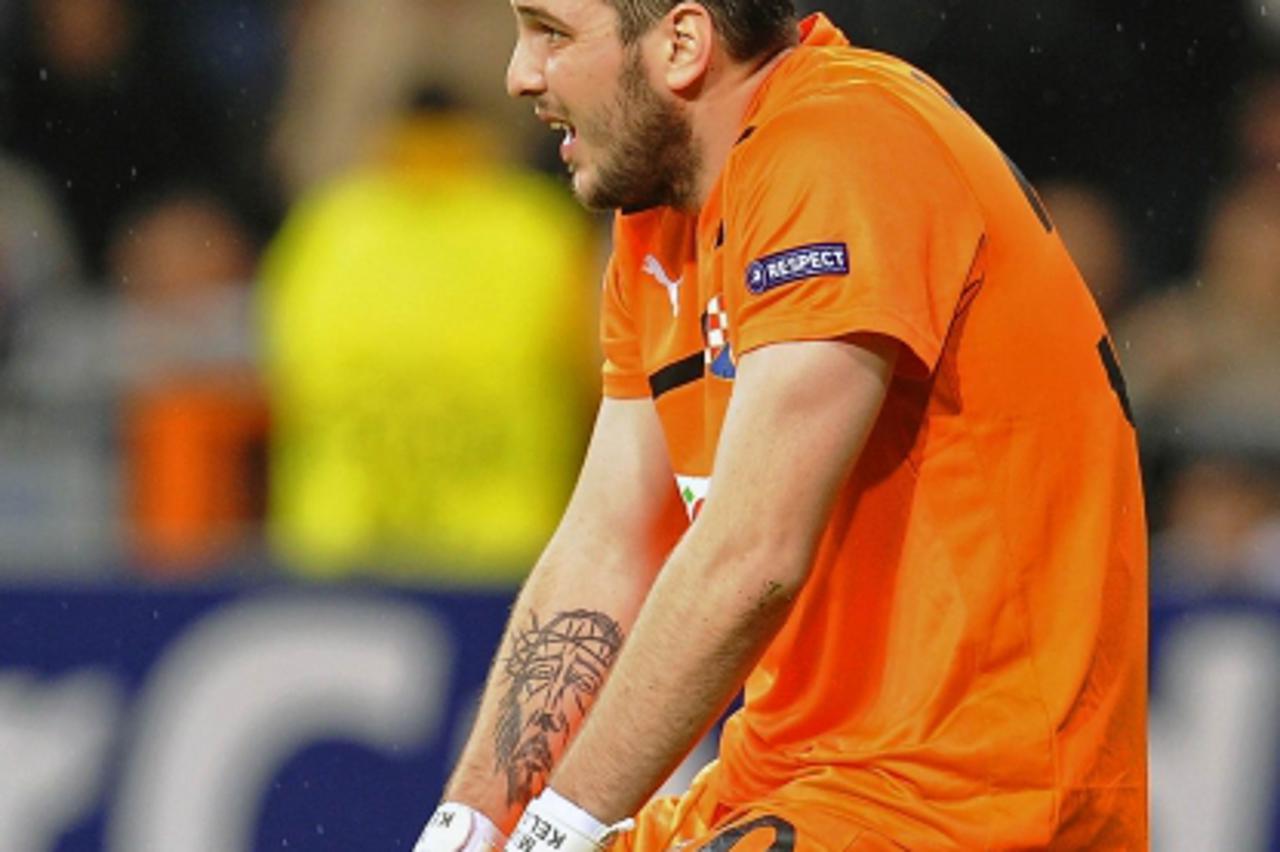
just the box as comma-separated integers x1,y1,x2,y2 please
658,3,714,93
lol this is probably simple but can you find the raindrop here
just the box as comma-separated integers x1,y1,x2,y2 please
1116,22,1125,33
30,229,39,240
316,824,326,836
65,179,73,189
38,67,48,82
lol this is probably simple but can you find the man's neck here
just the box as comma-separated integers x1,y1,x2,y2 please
687,45,794,209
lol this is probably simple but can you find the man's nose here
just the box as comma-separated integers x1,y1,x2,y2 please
506,39,545,99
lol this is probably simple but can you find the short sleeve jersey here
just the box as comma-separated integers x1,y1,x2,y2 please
600,15,1147,849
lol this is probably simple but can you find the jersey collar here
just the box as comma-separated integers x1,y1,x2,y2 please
737,14,851,140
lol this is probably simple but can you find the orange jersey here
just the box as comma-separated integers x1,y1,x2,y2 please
601,14,1147,850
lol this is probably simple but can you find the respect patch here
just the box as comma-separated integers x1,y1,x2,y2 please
745,242,850,294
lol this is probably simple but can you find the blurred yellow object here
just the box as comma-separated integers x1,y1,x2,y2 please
260,115,596,583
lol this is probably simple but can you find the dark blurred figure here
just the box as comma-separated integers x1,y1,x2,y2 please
1118,177,1280,437
0,185,262,574
1,0,227,278
1116,176,1280,595
0,152,103,573
157,0,283,191
1153,454,1280,595
0,1,18,65
105,188,265,576
1040,179,1138,319
0,153,82,367
1234,69,1280,187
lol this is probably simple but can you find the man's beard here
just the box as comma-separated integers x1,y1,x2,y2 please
578,50,700,212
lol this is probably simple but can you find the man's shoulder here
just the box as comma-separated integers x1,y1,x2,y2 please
725,51,976,203
762,45,930,118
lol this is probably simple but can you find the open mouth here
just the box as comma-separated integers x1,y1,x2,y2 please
536,108,577,164
551,120,577,166
549,119,576,146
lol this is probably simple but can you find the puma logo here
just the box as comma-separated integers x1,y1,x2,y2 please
642,254,682,317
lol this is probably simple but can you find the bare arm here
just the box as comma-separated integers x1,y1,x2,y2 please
547,334,898,823
443,396,686,832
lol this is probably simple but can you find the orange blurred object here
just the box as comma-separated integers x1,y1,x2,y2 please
124,377,268,577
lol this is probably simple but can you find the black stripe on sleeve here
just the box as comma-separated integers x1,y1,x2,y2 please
649,352,704,399
1097,336,1135,426
1004,153,1054,233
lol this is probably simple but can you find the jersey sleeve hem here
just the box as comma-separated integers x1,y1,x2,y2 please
601,373,652,399
735,309,940,380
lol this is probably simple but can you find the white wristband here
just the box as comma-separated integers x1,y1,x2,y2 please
414,802,506,852
505,788,634,852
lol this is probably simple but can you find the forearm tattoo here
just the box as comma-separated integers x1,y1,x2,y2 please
493,609,624,805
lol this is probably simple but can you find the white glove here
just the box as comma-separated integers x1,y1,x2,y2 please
504,788,634,852
414,802,506,852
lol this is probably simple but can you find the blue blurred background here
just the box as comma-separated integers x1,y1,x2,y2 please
2,0,1280,849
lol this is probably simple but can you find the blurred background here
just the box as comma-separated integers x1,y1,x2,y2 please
1,0,1279,849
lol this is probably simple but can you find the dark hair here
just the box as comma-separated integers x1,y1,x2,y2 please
608,0,798,62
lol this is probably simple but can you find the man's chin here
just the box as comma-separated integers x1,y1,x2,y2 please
574,175,641,213
570,171,609,211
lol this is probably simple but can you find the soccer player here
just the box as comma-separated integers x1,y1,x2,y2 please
415,2,1148,850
